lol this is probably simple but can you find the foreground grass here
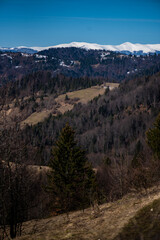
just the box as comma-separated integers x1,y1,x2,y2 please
115,198,160,240
15,185,160,240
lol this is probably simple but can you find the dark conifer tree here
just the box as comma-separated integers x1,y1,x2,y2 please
146,113,160,159
47,123,96,213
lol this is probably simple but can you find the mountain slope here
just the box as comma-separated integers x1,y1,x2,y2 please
115,197,160,240
1,71,159,166
1,49,160,85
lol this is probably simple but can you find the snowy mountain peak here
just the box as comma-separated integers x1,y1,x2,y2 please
0,42,160,55
32,42,160,54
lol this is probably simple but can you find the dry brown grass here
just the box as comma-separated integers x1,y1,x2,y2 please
55,83,119,105
15,185,160,240
21,110,53,127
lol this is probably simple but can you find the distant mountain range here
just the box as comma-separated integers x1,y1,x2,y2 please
1,42,160,55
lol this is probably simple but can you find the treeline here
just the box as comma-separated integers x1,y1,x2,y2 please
0,71,104,104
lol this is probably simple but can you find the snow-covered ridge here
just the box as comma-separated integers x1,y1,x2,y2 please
31,42,160,54
1,42,160,54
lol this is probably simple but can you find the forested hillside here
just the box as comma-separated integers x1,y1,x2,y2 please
8,71,159,166
1,49,160,85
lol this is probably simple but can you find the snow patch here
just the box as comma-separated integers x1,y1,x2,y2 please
15,66,22,69
60,61,70,68
101,52,111,60
21,53,30,57
35,54,47,59
0,54,12,59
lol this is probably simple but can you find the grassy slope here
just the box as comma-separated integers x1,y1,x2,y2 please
0,83,119,128
16,185,160,240
55,83,119,105
21,110,53,127
21,83,119,126
115,198,160,240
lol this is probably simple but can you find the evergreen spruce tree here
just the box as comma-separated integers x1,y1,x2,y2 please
146,113,160,159
47,123,96,213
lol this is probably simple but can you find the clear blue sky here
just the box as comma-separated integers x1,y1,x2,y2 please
0,0,160,47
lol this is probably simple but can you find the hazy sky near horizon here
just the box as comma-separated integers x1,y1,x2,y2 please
0,0,160,47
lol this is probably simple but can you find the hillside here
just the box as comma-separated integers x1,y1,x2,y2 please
14,185,160,240
115,198,160,240
1,49,160,85
6,70,158,166
0,81,118,127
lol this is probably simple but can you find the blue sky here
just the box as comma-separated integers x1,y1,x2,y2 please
0,0,160,47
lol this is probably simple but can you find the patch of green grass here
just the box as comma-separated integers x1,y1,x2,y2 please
115,198,160,240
